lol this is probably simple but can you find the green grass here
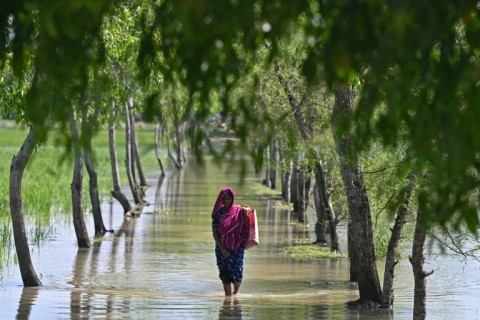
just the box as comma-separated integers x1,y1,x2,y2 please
284,244,346,260
0,123,164,269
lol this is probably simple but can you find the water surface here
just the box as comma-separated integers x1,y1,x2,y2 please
1,156,479,319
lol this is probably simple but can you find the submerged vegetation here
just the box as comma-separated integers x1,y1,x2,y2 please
284,244,346,260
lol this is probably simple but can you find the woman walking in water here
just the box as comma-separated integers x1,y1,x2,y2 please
212,187,250,296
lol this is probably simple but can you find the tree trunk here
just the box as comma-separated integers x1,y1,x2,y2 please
296,160,306,223
128,99,148,188
125,102,144,206
154,122,166,177
278,145,291,202
313,160,340,252
109,105,133,216
82,107,109,235
269,140,277,189
290,156,299,213
274,62,339,251
382,171,416,308
409,207,434,320
166,127,182,170
9,128,42,287
332,85,381,306
69,109,91,249
263,144,271,187
313,183,328,245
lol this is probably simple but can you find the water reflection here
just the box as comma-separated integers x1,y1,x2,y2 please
219,297,242,320
16,287,39,319
2,155,480,319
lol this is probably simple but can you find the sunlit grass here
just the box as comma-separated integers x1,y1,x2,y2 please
0,122,163,270
284,244,346,260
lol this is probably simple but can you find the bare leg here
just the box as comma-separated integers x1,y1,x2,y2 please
233,282,241,295
223,283,233,296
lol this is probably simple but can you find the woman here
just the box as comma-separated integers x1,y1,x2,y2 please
212,187,250,296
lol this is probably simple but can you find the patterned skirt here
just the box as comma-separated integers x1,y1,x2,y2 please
215,245,245,284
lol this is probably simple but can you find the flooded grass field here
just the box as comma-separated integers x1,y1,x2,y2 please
1,155,480,319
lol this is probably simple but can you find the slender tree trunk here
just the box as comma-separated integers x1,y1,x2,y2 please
166,127,182,170
296,160,306,223
275,62,339,251
410,207,434,320
269,140,277,189
109,106,133,216
382,172,416,308
69,109,91,248
82,107,109,235
9,128,42,287
128,100,148,187
263,145,271,187
332,85,381,306
290,156,299,212
125,102,144,205
313,183,328,245
154,122,166,177
313,160,340,252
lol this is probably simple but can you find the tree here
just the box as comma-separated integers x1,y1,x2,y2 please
9,128,42,286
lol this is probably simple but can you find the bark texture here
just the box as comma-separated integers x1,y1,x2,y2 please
382,172,416,308
9,128,42,287
109,106,133,215
410,208,434,320
82,107,108,235
275,62,339,251
332,85,381,305
69,110,91,248
125,102,144,206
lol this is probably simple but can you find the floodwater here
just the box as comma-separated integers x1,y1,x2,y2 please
1,156,480,319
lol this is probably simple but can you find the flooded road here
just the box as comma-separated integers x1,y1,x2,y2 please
1,156,479,319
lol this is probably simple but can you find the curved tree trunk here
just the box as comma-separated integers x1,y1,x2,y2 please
382,171,416,308
69,109,91,249
332,85,381,306
166,126,182,170
125,102,144,206
410,206,434,320
9,127,42,287
82,107,109,235
109,106,133,216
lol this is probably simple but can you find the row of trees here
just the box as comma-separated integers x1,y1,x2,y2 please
2,1,480,319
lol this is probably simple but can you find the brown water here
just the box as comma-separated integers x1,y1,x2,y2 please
1,156,479,319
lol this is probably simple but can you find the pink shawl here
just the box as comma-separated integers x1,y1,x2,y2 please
212,187,249,250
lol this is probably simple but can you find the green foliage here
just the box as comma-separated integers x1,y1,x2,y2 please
3,1,480,231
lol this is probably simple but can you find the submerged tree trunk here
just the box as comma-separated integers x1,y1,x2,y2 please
332,85,382,306
69,109,91,249
410,207,434,320
128,99,148,188
109,106,133,216
9,128,42,287
275,62,339,251
313,183,328,245
125,102,144,206
268,140,277,189
382,172,416,308
82,108,109,236
154,122,166,177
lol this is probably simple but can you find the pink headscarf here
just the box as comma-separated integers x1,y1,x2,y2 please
212,187,249,250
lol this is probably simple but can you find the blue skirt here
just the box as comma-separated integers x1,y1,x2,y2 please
215,245,245,284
